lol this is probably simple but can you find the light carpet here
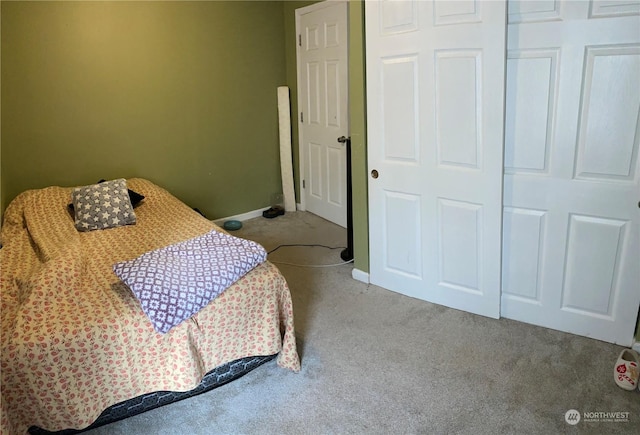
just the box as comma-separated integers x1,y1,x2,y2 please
88,211,639,435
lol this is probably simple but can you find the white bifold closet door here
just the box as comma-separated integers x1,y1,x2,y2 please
502,0,640,346
366,0,507,319
367,0,640,346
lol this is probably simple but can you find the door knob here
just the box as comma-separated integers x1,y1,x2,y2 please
371,169,379,179
337,136,349,144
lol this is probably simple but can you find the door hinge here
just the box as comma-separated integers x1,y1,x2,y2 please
302,179,306,189
300,112,304,123
298,34,301,47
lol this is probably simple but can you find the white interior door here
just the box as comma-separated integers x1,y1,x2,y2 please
502,0,640,346
366,0,506,318
297,1,349,228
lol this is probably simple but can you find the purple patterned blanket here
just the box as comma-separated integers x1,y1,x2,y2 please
113,230,267,334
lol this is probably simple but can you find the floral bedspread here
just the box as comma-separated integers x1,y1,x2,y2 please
0,178,300,434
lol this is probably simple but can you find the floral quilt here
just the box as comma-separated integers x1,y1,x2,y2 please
0,178,300,434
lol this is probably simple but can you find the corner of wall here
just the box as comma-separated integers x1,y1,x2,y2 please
0,3,3,222
349,0,369,274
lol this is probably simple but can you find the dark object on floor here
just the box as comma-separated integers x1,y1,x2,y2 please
262,206,285,219
223,220,243,231
28,354,276,435
338,136,354,262
193,208,207,218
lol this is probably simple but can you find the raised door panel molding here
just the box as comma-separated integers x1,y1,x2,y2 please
508,0,562,24
438,198,483,294
306,62,321,125
561,214,628,318
502,207,547,302
574,44,640,182
590,0,640,18
383,190,423,278
435,50,482,170
381,55,420,163
380,0,418,35
505,49,560,174
434,0,482,26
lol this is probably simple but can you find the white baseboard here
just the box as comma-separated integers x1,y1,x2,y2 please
296,202,304,211
632,341,640,353
212,207,269,226
352,268,369,284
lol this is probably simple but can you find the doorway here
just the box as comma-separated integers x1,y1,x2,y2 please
296,1,349,228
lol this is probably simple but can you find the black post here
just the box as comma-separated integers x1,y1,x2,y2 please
340,137,354,262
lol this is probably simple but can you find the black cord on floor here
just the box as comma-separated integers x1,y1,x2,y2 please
267,243,346,255
266,244,353,267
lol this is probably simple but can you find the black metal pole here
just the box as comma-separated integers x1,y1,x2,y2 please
341,137,354,262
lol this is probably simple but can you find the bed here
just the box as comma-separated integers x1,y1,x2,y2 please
0,178,300,434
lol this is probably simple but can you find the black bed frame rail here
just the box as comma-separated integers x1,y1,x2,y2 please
28,354,276,435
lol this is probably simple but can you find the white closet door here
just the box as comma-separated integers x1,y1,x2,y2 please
366,0,506,318
502,0,640,345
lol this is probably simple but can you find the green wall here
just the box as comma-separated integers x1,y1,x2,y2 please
1,0,287,219
348,0,368,273
0,3,2,221
2,0,371,272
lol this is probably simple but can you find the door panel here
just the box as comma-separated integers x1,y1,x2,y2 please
438,199,482,293
504,49,558,173
297,2,349,227
575,46,639,181
562,215,627,315
367,0,506,318
502,0,640,345
435,51,481,168
384,191,422,278
382,56,419,162
502,207,546,301
309,142,323,200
